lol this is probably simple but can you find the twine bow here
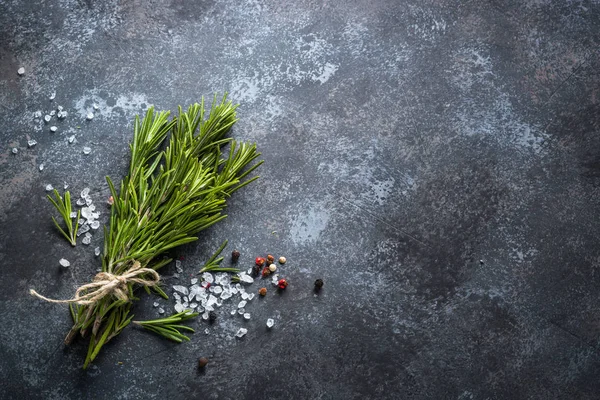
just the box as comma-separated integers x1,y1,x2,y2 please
29,261,160,306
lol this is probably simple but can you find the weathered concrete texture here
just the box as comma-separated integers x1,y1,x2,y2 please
1,0,600,398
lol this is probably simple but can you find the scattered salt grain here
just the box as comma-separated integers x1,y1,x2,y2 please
153,302,159,307
45,184,54,191
190,278,198,285
27,139,37,148
44,115,51,123
59,258,70,268
11,148,18,154
93,104,99,110
50,110,56,116
91,221,100,230
266,318,274,328
202,272,214,284
238,300,247,309
49,92,56,100
243,313,251,320
238,273,254,284
50,126,57,132
94,247,101,256
172,285,189,295
82,146,91,155
68,135,75,143
158,308,165,314
235,328,248,338
17,67,25,75
39,164,44,171
82,236,91,245
86,112,94,120
175,259,183,273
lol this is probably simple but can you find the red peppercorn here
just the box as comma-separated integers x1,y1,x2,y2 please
277,279,288,289
261,267,271,277
255,257,266,266
267,254,275,264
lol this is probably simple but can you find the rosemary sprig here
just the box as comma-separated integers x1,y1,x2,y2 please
133,311,198,343
47,189,80,246
60,94,262,368
199,240,240,274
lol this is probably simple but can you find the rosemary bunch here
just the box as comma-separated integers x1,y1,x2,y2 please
199,239,240,274
60,95,261,368
133,311,198,342
47,189,80,246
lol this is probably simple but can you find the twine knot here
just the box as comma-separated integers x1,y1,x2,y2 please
30,261,160,305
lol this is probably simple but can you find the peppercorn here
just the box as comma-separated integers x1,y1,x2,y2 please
258,287,267,296
314,279,324,290
261,267,271,277
208,311,217,323
277,278,288,289
251,264,261,277
278,256,286,264
267,254,275,264
107,195,114,205
198,357,209,368
269,264,277,272
255,257,266,266
231,250,240,262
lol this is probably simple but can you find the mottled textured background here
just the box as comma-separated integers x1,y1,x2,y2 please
1,0,600,398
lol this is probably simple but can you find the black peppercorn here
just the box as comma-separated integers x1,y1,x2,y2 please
314,279,324,291
251,264,261,277
198,357,209,368
208,311,217,323
231,250,240,262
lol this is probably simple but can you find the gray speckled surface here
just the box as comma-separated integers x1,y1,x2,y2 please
2,0,600,398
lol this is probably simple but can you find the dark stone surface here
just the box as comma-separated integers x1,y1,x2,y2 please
1,0,600,398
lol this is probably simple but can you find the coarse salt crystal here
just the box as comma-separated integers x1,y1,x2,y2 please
235,328,248,338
